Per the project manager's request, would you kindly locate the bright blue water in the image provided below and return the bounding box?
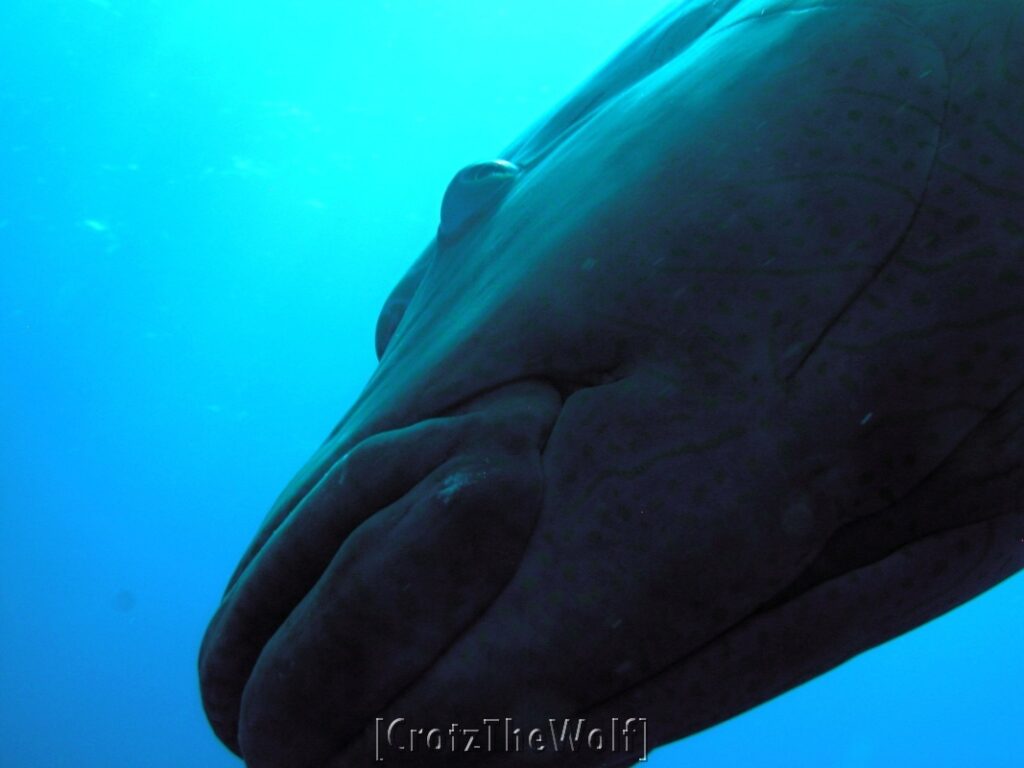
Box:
[1,2,1020,766]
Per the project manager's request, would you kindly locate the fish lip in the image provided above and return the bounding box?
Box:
[277,369,622,572]
[205,372,607,757]
[231,377,568,764]
[310,371,632,760]
[223,362,627,598]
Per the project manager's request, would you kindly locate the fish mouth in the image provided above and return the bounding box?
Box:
[197,373,610,764]
[198,367,1023,767]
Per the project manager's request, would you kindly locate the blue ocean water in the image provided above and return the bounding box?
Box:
[0,1,1020,766]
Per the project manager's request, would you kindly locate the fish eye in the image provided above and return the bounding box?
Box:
[438,159,520,243]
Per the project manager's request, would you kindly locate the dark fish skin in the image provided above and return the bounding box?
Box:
[200,1,1024,765]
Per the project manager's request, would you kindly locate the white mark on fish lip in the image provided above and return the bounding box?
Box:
[437,470,485,504]
[860,412,874,426]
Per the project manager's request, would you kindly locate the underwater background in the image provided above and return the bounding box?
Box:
[1,1,1021,766]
